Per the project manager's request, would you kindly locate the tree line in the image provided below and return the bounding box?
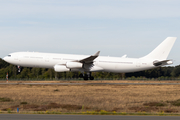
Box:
[0,58,180,80]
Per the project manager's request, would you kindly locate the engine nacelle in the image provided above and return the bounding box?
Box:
[54,65,69,72]
[66,62,83,69]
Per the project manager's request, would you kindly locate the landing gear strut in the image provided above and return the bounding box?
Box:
[88,72,94,80]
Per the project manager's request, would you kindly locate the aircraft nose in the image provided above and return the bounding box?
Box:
[2,56,8,62]
[2,56,6,61]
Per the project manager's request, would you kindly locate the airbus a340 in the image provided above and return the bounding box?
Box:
[3,37,176,80]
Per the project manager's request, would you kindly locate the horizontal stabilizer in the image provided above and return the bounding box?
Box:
[153,60,173,66]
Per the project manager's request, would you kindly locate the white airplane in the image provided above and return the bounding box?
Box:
[3,37,177,80]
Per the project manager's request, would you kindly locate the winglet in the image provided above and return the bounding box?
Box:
[93,51,100,56]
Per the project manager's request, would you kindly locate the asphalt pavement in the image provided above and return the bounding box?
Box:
[0,114,180,120]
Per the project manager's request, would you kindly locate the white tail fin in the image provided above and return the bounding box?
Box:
[142,37,177,60]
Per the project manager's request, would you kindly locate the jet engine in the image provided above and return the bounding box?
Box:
[66,62,83,69]
[54,64,69,72]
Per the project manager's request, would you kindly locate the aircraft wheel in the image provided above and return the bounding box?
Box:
[84,77,88,81]
[83,74,88,81]
[79,73,83,78]
[90,76,94,80]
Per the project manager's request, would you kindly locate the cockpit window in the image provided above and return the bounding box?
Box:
[8,55,11,57]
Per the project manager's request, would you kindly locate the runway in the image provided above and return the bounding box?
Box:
[1,82,180,85]
[0,114,180,120]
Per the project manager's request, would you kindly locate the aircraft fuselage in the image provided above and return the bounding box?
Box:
[3,37,177,80]
[3,52,155,73]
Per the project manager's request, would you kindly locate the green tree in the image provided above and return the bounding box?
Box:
[171,65,180,77]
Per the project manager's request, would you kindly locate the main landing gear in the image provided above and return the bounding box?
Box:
[79,72,94,81]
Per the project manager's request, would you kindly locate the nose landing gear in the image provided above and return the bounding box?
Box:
[17,66,22,73]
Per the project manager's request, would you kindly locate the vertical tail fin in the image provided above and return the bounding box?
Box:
[142,37,177,60]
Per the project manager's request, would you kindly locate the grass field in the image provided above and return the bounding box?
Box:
[1,80,180,114]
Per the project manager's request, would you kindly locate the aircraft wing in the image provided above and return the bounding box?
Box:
[78,51,100,64]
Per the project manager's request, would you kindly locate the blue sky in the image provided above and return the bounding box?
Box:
[0,0,180,65]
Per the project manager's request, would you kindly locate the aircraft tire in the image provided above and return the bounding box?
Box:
[79,73,83,78]
[90,76,94,80]
[83,74,88,81]
[83,77,88,81]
